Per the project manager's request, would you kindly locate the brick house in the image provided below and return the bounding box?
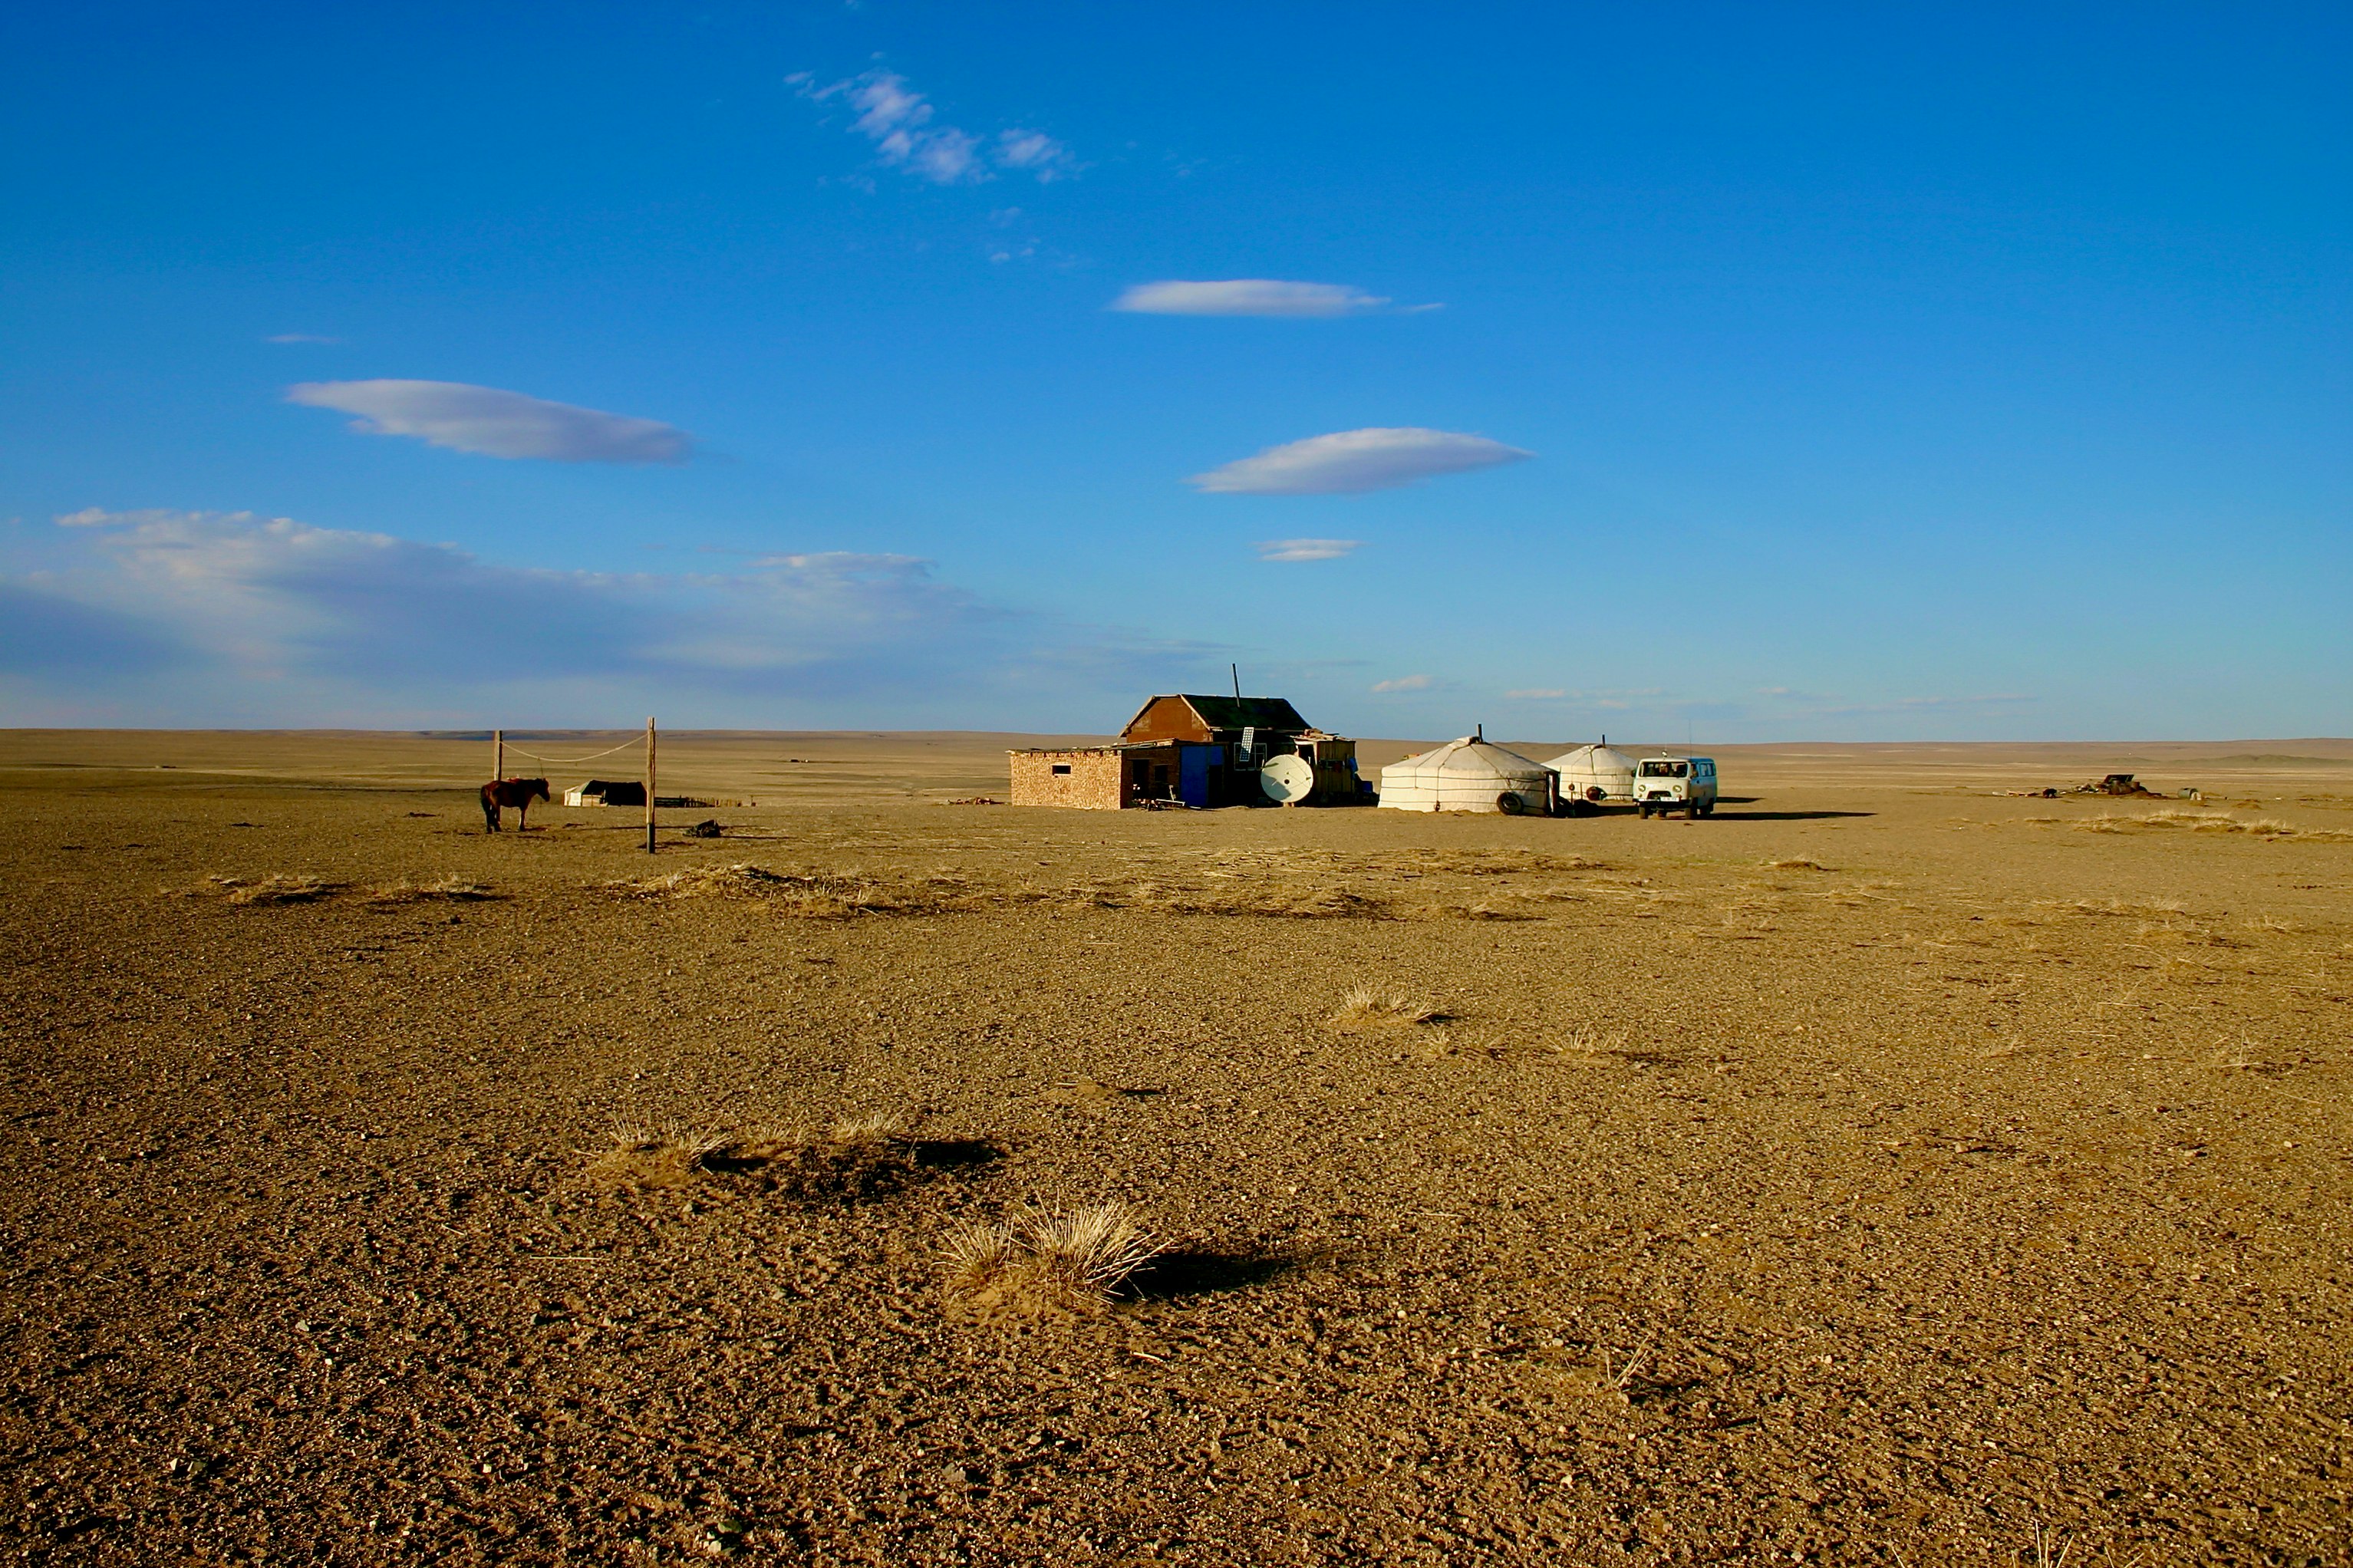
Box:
[1007,694,1363,809]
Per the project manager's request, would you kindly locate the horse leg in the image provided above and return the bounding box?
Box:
[482,794,499,833]
[517,800,529,832]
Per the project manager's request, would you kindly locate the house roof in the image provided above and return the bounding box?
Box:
[1121,693,1311,737]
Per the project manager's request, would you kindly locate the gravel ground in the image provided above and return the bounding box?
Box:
[1,736,2347,1565]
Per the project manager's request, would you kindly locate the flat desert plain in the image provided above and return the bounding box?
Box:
[2,730,2348,1566]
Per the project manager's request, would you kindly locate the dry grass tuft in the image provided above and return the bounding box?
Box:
[1168,884,1392,919]
[592,1121,732,1188]
[825,1112,908,1147]
[585,1111,964,1201]
[600,863,970,917]
[944,1202,1162,1318]
[362,875,497,904]
[2038,898,2189,921]
[1763,858,1832,871]
[1330,987,1442,1031]
[756,1125,928,1200]
[186,872,497,907]
[2208,1044,2300,1077]
[208,873,342,905]
[2077,811,2351,842]
[1547,1026,1686,1069]
[942,1219,1024,1293]
[1422,898,1543,921]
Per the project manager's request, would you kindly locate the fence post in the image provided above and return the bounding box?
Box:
[493,729,503,782]
[644,716,657,853]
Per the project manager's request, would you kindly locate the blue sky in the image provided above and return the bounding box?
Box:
[2,3,2345,740]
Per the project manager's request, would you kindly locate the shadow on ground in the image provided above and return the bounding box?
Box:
[1707,810,1875,821]
[1127,1247,1317,1301]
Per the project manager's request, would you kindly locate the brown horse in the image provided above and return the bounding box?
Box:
[480,777,551,832]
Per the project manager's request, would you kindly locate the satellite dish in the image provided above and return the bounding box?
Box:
[1261,753,1315,804]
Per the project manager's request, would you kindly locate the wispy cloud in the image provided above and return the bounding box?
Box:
[1372,674,1432,693]
[1254,538,1361,562]
[792,70,1075,186]
[56,506,191,528]
[1112,280,1415,318]
[6,509,1208,725]
[1506,688,1567,700]
[285,380,693,463]
[33,509,972,677]
[265,333,341,345]
[994,127,1076,181]
[1192,428,1532,496]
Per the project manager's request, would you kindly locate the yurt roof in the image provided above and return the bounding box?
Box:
[1386,734,1554,777]
[1546,743,1639,774]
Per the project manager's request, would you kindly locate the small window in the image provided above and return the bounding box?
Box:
[1051,763,1072,776]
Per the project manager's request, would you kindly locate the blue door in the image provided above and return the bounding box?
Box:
[1178,744,1214,808]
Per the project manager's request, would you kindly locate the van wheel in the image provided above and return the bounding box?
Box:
[1702,801,1715,817]
[1638,804,1650,819]
[1686,802,1701,819]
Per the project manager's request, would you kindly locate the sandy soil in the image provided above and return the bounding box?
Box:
[2,730,2348,1566]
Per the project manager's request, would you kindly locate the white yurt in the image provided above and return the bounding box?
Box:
[1378,729,1557,814]
[1546,740,1640,805]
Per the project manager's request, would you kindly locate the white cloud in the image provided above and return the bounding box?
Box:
[38,509,964,677]
[795,70,1074,186]
[1111,279,1402,318]
[1254,538,1361,562]
[905,126,983,184]
[1191,428,1533,496]
[285,380,693,463]
[1372,674,1432,693]
[7,509,1212,725]
[56,506,197,528]
[1506,688,1567,700]
[994,128,1076,181]
[266,333,341,344]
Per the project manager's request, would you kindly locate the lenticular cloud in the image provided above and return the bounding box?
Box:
[1112,279,1392,318]
[1254,538,1362,562]
[286,380,694,463]
[1191,428,1532,495]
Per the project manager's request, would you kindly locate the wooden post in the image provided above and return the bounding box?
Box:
[493,729,503,781]
[644,716,657,854]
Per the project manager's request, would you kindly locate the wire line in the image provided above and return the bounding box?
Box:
[499,737,644,766]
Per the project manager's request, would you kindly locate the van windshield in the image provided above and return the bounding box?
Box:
[1640,760,1688,778]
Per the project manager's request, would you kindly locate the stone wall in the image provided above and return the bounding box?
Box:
[1008,749,1126,809]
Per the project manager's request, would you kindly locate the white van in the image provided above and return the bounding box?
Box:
[1635,755,1718,818]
